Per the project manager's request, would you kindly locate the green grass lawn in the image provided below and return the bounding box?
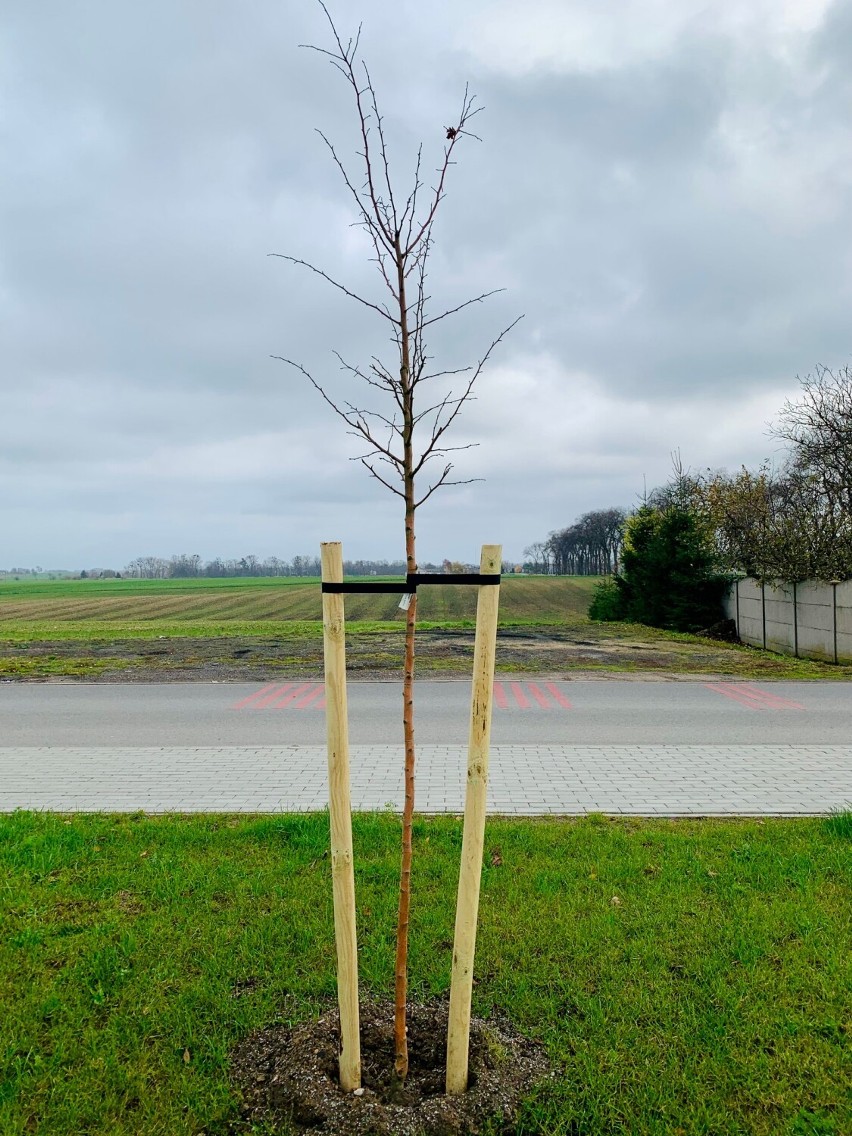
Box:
[2,812,849,1135]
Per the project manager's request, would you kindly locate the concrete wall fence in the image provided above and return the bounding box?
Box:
[724,578,852,664]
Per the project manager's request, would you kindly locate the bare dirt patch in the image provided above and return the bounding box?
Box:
[230,998,551,1136]
[0,628,700,681]
[3,626,848,682]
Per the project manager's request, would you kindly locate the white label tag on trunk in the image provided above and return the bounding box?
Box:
[398,593,413,610]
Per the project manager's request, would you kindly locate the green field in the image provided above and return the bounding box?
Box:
[2,811,849,1135]
[3,574,851,681]
[0,574,598,629]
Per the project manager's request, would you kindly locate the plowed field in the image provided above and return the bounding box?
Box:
[0,575,596,625]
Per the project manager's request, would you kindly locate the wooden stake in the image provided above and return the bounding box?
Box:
[446,544,501,1095]
[320,541,361,1092]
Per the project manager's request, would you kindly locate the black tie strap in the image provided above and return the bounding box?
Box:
[321,572,501,594]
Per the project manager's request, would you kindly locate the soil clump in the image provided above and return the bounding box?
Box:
[698,618,740,643]
[230,998,551,1136]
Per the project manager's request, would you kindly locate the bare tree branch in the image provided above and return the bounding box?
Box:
[415,468,484,509]
[415,316,523,465]
[416,288,506,330]
[418,365,474,383]
[310,126,392,249]
[361,459,406,498]
[268,254,398,324]
[363,62,398,233]
[403,85,483,255]
[400,144,424,251]
[310,2,396,244]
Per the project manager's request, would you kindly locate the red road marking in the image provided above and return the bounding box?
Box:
[272,683,314,708]
[510,681,531,709]
[293,684,325,709]
[233,682,327,711]
[544,682,573,708]
[493,681,571,710]
[231,682,283,710]
[704,684,771,710]
[737,684,804,710]
[240,681,297,708]
[705,682,805,710]
[251,683,296,710]
[527,682,552,709]
[708,681,767,708]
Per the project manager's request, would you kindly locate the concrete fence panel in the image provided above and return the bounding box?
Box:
[728,578,765,647]
[763,582,796,654]
[726,577,852,664]
[795,582,836,662]
[837,580,852,662]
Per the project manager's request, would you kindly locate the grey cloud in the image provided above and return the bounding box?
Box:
[1,1,848,565]
[442,15,852,393]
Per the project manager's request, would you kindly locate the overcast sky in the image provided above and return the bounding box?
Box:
[3,0,851,569]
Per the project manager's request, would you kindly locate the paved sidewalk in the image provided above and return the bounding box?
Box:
[1,745,850,814]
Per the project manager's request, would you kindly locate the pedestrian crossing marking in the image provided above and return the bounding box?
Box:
[704,683,804,711]
[494,681,572,710]
[233,680,573,712]
[232,682,325,711]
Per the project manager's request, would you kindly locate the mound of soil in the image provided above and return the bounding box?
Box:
[230,998,552,1136]
[698,618,740,643]
[3,625,768,682]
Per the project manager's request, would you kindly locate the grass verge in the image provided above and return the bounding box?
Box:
[2,812,849,1135]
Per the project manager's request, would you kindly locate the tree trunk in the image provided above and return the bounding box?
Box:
[394,232,416,1082]
[394,516,416,1081]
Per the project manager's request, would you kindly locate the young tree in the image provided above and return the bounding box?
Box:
[273,4,519,1082]
[613,504,729,631]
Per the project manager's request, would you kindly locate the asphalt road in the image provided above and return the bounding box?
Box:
[1,678,850,747]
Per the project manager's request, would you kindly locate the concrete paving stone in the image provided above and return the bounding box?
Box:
[1,744,850,815]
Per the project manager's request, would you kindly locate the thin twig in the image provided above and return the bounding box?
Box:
[269,255,399,324]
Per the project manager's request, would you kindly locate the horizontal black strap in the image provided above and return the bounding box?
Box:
[321,581,405,593]
[410,573,501,587]
[321,572,500,594]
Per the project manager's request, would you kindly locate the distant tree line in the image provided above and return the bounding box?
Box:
[3,555,502,581]
[1,568,82,580]
[122,554,413,579]
[0,567,44,579]
[523,507,627,575]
